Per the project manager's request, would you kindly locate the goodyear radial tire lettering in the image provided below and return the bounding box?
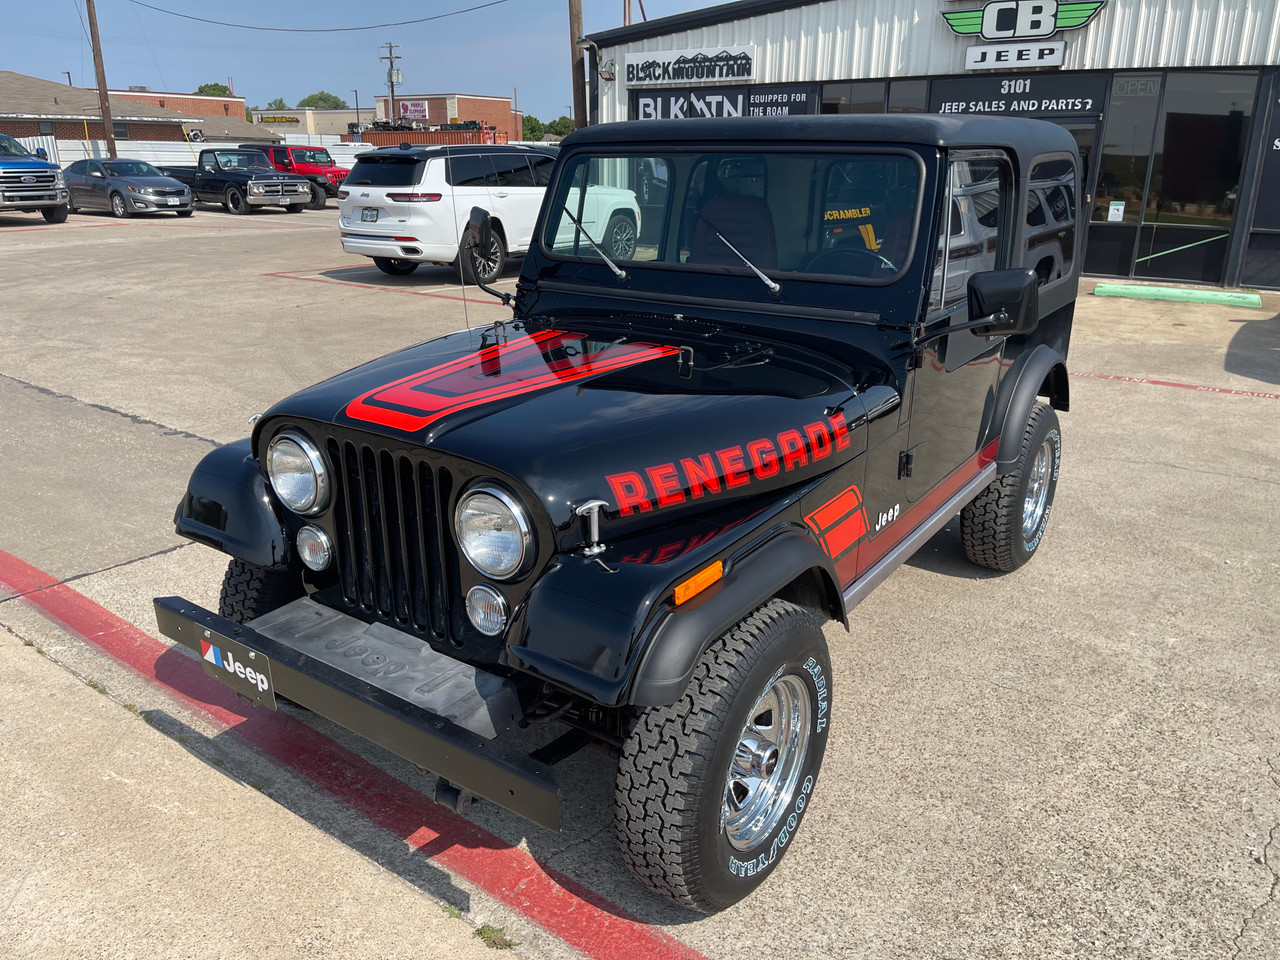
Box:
[218,558,304,624]
[614,598,831,912]
[960,400,1061,572]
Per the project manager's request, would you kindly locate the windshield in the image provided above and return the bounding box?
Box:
[346,154,426,186]
[106,160,163,178]
[0,136,33,158]
[215,150,275,173]
[292,148,333,166]
[543,151,922,283]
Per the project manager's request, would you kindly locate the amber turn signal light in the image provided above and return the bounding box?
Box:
[674,561,723,606]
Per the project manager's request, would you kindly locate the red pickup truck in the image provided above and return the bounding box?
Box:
[239,143,348,210]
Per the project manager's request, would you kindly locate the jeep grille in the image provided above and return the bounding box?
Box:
[324,436,450,640]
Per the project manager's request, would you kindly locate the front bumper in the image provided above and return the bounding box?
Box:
[129,194,193,212]
[153,596,560,830]
[248,193,308,207]
[0,188,68,210]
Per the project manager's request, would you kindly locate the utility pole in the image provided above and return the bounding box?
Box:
[380,42,400,123]
[569,0,586,129]
[85,0,117,158]
[352,89,361,128]
[63,71,73,86]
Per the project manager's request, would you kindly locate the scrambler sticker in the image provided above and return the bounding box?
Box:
[200,631,276,708]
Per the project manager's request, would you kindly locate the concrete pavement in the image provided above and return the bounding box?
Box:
[0,206,1276,959]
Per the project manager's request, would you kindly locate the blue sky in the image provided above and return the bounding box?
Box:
[3,0,710,122]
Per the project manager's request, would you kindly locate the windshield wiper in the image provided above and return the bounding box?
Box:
[562,207,627,282]
[696,212,781,296]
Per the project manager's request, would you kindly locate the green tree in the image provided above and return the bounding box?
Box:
[522,115,546,141]
[194,82,230,96]
[265,97,288,110]
[544,115,573,137]
[245,105,256,122]
[296,91,348,110]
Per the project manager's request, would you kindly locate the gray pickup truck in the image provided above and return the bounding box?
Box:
[160,148,311,215]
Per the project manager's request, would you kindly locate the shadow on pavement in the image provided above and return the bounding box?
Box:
[1224,310,1280,385]
[903,518,1004,579]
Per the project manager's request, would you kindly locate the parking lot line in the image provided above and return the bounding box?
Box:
[264,266,516,306]
[0,546,707,960]
[1070,370,1280,400]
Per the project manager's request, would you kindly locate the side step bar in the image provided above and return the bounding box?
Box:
[153,597,561,831]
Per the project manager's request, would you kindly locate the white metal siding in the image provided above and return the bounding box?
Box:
[597,0,1280,122]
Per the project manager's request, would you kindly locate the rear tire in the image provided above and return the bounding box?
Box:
[224,187,248,215]
[373,257,419,276]
[460,231,505,284]
[285,202,306,214]
[176,209,194,218]
[41,205,69,224]
[604,212,637,260]
[961,401,1061,572]
[218,558,304,624]
[616,598,831,912]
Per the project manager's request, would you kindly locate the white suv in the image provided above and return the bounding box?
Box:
[337,144,641,282]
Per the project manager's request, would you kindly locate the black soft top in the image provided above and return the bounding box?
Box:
[562,115,1077,158]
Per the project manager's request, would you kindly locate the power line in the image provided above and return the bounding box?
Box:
[126,0,512,33]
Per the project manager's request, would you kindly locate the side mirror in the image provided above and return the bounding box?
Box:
[468,206,493,256]
[968,268,1039,337]
[35,148,48,160]
[90,169,104,179]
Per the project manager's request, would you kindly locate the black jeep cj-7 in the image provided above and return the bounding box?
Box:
[156,115,1078,912]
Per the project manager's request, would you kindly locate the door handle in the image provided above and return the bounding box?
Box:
[494,191,509,198]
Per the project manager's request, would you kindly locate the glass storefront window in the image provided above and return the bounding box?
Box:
[1144,72,1257,227]
[821,81,885,114]
[1091,74,1161,224]
[887,80,927,114]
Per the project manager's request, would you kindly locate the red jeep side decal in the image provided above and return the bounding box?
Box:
[346,330,678,432]
[804,485,869,562]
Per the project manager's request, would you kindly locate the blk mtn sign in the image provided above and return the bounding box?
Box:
[624,47,756,86]
[942,0,1108,70]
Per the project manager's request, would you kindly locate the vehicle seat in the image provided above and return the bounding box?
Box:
[690,193,777,269]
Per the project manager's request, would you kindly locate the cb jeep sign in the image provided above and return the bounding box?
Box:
[942,0,1107,71]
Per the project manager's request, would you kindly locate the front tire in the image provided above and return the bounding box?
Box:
[41,205,69,224]
[224,187,248,215]
[961,401,1061,571]
[603,212,637,260]
[373,257,419,276]
[460,231,505,284]
[616,599,831,912]
[109,194,130,219]
[307,183,327,210]
[218,558,303,624]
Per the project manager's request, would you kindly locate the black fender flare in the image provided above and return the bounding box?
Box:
[173,439,292,570]
[628,530,843,707]
[989,344,1069,472]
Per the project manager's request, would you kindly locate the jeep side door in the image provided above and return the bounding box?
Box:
[903,152,1013,500]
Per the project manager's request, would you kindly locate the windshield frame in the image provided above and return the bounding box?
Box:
[214,150,276,173]
[291,148,334,166]
[539,143,927,288]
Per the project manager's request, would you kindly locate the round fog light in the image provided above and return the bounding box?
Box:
[296,525,332,571]
[465,585,508,636]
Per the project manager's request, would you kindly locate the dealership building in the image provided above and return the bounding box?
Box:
[586,0,1280,288]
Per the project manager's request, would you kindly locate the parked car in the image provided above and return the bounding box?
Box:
[64,158,194,218]
[336,143,639,281]
[238,143,349,210]
[156,115,1078,914]
[0,133,69,223]
[160,149,310,214]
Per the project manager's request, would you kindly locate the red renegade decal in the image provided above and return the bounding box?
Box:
[346,330,679,432]
[605,412,854,516]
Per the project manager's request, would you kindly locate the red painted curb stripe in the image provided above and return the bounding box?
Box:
[1071,370,1280,401]
[0,549,706,960]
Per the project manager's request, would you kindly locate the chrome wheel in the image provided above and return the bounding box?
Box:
[1022,438,1053,540]
[472,236,503,282]
[606,214,636,259]
[110,193,127,218]
[722,673,811,851]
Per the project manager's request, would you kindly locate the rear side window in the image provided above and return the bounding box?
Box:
[67,160,87,175]
[346,156,427,187]
[446,155,497,187]
[1025,157,1077,285]
[928,154,1011,310]
[530,155,555,186]
[490,155,534,187]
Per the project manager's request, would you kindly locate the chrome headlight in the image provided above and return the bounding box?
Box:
[54,171,66,188]
[454,486,533,580]
[266,433,330,515]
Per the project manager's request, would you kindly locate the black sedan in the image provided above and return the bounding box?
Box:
[64,158,194,218]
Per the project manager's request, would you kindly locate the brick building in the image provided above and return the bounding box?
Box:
[0,71,197,142]
[111,87,278,143]
[374,93,522,142]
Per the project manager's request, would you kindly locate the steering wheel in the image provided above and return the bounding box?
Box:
[802,247,897,278]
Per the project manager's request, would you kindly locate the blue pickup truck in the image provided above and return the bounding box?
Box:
[0,134,70,223]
